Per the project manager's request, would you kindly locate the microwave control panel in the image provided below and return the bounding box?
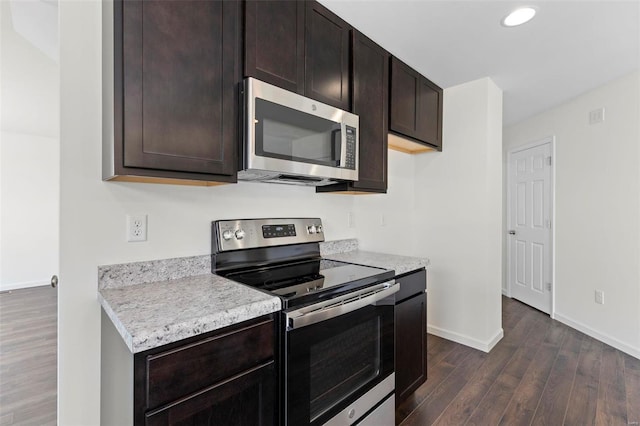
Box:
[345,126,357,170]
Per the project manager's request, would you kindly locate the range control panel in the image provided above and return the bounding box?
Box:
[213,218,324,252]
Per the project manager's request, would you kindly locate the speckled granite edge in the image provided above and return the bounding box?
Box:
[99,274,281,353]
[98,293,134,350]
[319,239,359,256]
[98,255,210,289]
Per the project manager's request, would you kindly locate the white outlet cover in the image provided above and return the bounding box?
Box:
[127,214,147,242]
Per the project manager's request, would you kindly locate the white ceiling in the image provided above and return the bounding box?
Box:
[321,0,640,126]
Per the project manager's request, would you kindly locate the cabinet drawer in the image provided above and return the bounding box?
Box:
[145,361,275,426]
[144,319,274,410]
[395,269,426,303]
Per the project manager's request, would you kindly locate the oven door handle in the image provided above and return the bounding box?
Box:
[285,281,399,330]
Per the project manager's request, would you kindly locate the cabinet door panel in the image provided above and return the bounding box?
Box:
[395,293,427,405]
[390,58,420,139]
[244,1,305,94]
[145,362,275,426]
[305,2,351,110]
[351,31,388,192]
[417,79,443,149]
[395,269,426,302]
[145,319,274,410]
[122,0,238,175]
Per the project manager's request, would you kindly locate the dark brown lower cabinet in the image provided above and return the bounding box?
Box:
[133,316,277,426]
[145,361,274,426]
[394,269,427,406]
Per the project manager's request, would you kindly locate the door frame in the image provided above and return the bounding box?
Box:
[506,136,556,318]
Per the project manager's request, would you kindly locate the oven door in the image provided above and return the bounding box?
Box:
[284,282,398,426]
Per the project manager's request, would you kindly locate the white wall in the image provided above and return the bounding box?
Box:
[0,0,60,291]
[0,132,60,290]
[503,71,640,359]
[414,78,504,351]
[357,78,504,352]
[354,149,416,255]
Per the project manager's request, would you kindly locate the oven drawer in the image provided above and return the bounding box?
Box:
[143,318,274,410]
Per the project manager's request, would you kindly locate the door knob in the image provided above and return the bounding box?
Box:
[51,275,58,288]
[508,230,516,235]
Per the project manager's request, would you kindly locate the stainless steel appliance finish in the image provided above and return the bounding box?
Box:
[239,77,359,186]
[213,217,324,253]
[323,375,395,426]
[211,218,396,425]
[285,281,399,329]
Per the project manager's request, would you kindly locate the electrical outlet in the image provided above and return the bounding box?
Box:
[127,214,147,242]
[595,290,604,305]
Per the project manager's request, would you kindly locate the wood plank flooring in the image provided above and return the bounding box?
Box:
[0,286,57,426]
[396,296,640,426]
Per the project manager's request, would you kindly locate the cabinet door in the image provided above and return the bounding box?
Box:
[390,58,421,140]
[305,2,351,110]
[416,79,443,150]
[145,362,275,426]
[395,292,427,405]
[244,1,305,94]
[350,31,389,192]
[121,0,239,176]
[390,57,443,151]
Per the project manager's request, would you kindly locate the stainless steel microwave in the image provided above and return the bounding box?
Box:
[238,77,359,186]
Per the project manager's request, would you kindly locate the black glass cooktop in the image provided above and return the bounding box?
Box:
[221,259,393,308]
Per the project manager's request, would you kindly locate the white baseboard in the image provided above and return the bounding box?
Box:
[427,324,504,353]
[0,280,49,292]
[554,312,640,360]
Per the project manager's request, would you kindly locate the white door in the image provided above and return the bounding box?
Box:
[508,141,553,313]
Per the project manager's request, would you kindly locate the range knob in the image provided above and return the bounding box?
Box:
[307,225,317,234]
[235,229,246,240]
[316,224,323,233]
[222,230,234,241]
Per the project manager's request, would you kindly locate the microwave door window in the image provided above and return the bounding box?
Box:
[255,99,341,167]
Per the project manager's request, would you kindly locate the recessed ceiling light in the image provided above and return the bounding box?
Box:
[501,7,537,27]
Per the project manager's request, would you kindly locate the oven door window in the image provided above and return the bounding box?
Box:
[255,98,343,168]
[286,303,394,425]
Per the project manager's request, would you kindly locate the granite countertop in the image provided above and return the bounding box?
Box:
[99,272,280,353]
[321,240,430,276]
[98,239,427,353]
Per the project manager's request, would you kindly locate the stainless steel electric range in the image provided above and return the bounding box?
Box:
[212,218,398,426]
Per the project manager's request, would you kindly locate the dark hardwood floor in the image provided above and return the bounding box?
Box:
[396,296,640,426]
[0,286,57,426]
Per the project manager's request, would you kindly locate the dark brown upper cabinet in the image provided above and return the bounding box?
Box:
[317,31,389,194]
[304,2,351,111]
[389,57,443,151]
[105,0,240,185]
[244,1,305,95]
[244,0,351,111]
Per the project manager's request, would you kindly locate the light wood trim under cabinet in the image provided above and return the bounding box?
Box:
[106,176,230,187]
[388,133,436,154]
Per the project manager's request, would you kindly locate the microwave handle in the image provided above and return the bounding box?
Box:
[330,127,341,167]
[285,281,399,330]
[338,122,347,167]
